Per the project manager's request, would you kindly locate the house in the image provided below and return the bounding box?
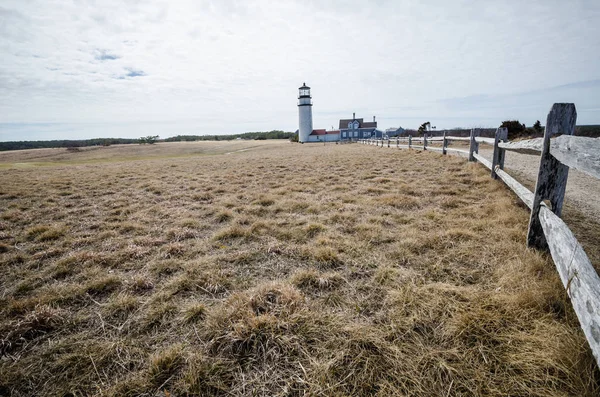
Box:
[307,129,340,142]
[385,127,406,137]
[339,113,384,141]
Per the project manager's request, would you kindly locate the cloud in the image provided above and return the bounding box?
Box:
[112,68,147,79]
[0,0,599,140]
[94,49,120,61]
[0,6,30,41]
[125,68,146,78]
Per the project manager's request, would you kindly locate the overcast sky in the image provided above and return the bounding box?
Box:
[1,0,599,141]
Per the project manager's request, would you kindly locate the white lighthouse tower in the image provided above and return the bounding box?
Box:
[298,83,313,143]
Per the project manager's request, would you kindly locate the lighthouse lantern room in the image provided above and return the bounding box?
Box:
[298,83,313,143]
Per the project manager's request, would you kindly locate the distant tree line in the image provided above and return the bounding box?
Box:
[576,125,600,137]
[163,130,295,142]
[0,138,139,152]
[3,126,596,152]
[498,120,600,139]
[0,130,295,152]
[408,121,600,140]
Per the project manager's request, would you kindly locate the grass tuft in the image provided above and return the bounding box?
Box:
[182,302,207,323]
[291,268,344,291]
[1,305,65,356]
[148,344,185,387]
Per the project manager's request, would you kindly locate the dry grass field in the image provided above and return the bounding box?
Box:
[0,141,598,396]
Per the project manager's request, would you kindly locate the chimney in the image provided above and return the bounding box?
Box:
[373,116,376,122]
[353,112,355,120]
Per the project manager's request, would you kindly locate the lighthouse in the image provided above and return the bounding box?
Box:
[298,83,313,143]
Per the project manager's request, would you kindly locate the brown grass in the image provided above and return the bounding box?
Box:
[0,140,598,396]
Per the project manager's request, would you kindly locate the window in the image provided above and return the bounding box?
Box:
[353,130,358,137]
[342,131,347,138]
[353,121,359,129]
[348,122,352,129]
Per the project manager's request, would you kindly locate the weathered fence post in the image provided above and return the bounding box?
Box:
[396,137,399,148]
[423,133,427,150]
[491,127,508,179]
[387,139,390,148]
[442,131,447,155]
[468,128,480,161]
[527,103,577,249]
[408,135,412,149]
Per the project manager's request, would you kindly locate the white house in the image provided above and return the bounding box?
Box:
[307,129,340,142]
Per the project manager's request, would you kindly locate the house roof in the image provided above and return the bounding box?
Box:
[386,127,405,132]
[338,118,377,129]
[339,118,363,129]
[310,129,340,136]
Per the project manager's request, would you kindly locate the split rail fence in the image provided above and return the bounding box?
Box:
[360,103,600,366]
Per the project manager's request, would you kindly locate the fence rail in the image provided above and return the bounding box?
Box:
[475,137,496,145]
[359,103,600,366]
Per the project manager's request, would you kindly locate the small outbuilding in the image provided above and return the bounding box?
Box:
[307,129,340,142]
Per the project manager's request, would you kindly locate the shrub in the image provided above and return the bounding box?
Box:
[500,120,526,140]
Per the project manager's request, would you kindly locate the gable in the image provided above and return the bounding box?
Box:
[339,118,363,129]
[338,118,377,129]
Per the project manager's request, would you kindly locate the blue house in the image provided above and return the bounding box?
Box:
[339,113,384,141]
[385,127,406,137]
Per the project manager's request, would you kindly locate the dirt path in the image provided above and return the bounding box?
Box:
[478,149,600,224]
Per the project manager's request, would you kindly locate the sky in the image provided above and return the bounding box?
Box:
[1,0,600,141]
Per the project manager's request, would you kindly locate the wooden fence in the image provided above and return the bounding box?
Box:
[360,103,600,366]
